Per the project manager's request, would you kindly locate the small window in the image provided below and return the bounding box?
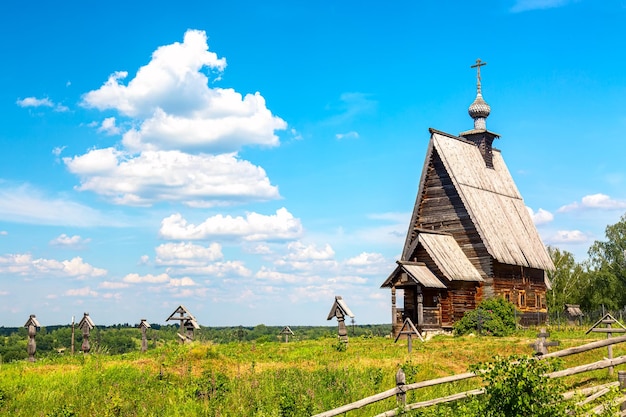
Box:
[536,294,542,308]
[503,291,511,303]
[518,291,526,307]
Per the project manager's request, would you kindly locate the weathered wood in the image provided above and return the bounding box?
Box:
[546,356,626,379]
[311,372,478,417]
[562,382,619,401]
[395,369,406,407]
[24,314,41,362]
[590,328,626,333]
[540,334,626,359]
[374,388,485,417]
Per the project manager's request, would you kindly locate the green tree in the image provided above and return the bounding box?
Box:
[546,246,586,312]
[586,213,626,310]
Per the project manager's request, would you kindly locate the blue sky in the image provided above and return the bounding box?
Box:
[1,0,626,327]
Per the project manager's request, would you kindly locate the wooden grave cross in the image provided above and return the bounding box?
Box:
[327,296,355,345]
[166,305,199,343]
[586,313,626,375]
[394,317,424,353]
[24,314,41,362]
[78,312,95,354]
[529,327,559,356]
[139,319,151,352]
[279,326,294,343]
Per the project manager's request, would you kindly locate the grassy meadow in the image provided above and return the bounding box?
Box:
[0,328,623,416]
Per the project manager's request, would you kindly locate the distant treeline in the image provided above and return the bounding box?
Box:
[0,323,391,362]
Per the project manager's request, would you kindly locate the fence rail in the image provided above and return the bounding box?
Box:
[313,335,626,417]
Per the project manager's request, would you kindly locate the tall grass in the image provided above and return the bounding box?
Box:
[0,330,622,416]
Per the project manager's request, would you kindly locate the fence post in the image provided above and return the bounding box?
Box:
[396,368,406,408]
[617,371,626,411]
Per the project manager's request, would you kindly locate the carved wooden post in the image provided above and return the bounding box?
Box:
[78,313,95,354]
[280,326,294,343]
[166,305,199,343]
[326,296,355,346]
[391,286,397,334]
[619,370,626,412]
[396,368,406,407]
[139,319,151,353]
[24,315,41,362]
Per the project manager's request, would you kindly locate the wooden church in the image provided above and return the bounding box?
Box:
[381,60,554,336]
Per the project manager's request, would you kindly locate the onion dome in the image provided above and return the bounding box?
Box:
[468,59,490,131]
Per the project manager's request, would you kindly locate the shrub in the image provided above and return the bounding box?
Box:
[472,355,569,417]
[453,297,516,336]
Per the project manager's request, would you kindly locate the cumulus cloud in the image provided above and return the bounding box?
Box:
[65,287,98,297]
[98,117,121,135]
[17,97,54,108]
[285,241,335,261]
[123,273,171,284]
[50,234,91,248]
[16,97,68,112]
[99,281,130,289]
[170,260,252,277]
[64,149,279,207]
[64,29,287,207]
[527,207,554,225]
[558,193,626,213]
[155,242,223,266]
[547,230,590,244]
[81,29,285,153]
[159,208,303,241]
[0,253,107,278]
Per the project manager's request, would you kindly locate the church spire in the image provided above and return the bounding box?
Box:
[468,59,491,131]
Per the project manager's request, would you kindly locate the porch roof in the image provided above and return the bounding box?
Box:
[380,261,447,289]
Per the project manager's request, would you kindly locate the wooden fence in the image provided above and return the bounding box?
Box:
[313,334,626,417]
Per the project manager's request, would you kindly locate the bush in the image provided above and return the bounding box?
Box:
[453,297,516,336]
[473,355,569,417]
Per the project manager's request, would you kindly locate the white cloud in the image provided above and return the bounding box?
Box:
[123,273,170,284]
[0,231,7,236]
[510,0,573,13]
[285,241,335,261]
[65,287,98,297]
[50,234,91,248]
[0,253,106,278]
[558,193,626,213]
[16,97,68,112]
[99,281,130,289]
[547,230,590,244]
[527,207,554,225]
[335,131,359,140]
[81,29,285,153]
[168,260,252,278]
[345,252,385,266]
[168,277,196,287]
[64,149,280,206]
[159,208,303,241]
[98,117,121,135]
[155,241,223,266]
[17,97,54,107]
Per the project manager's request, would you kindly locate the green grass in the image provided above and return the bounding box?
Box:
[0,330,623,416]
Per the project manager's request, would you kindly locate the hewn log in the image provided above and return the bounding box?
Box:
[311,372,478,417]
[374,388,485,417]
[547,356,626,379]
[540,335,626,359]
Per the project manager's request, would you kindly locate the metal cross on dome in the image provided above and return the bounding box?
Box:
[471,58,487,85]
